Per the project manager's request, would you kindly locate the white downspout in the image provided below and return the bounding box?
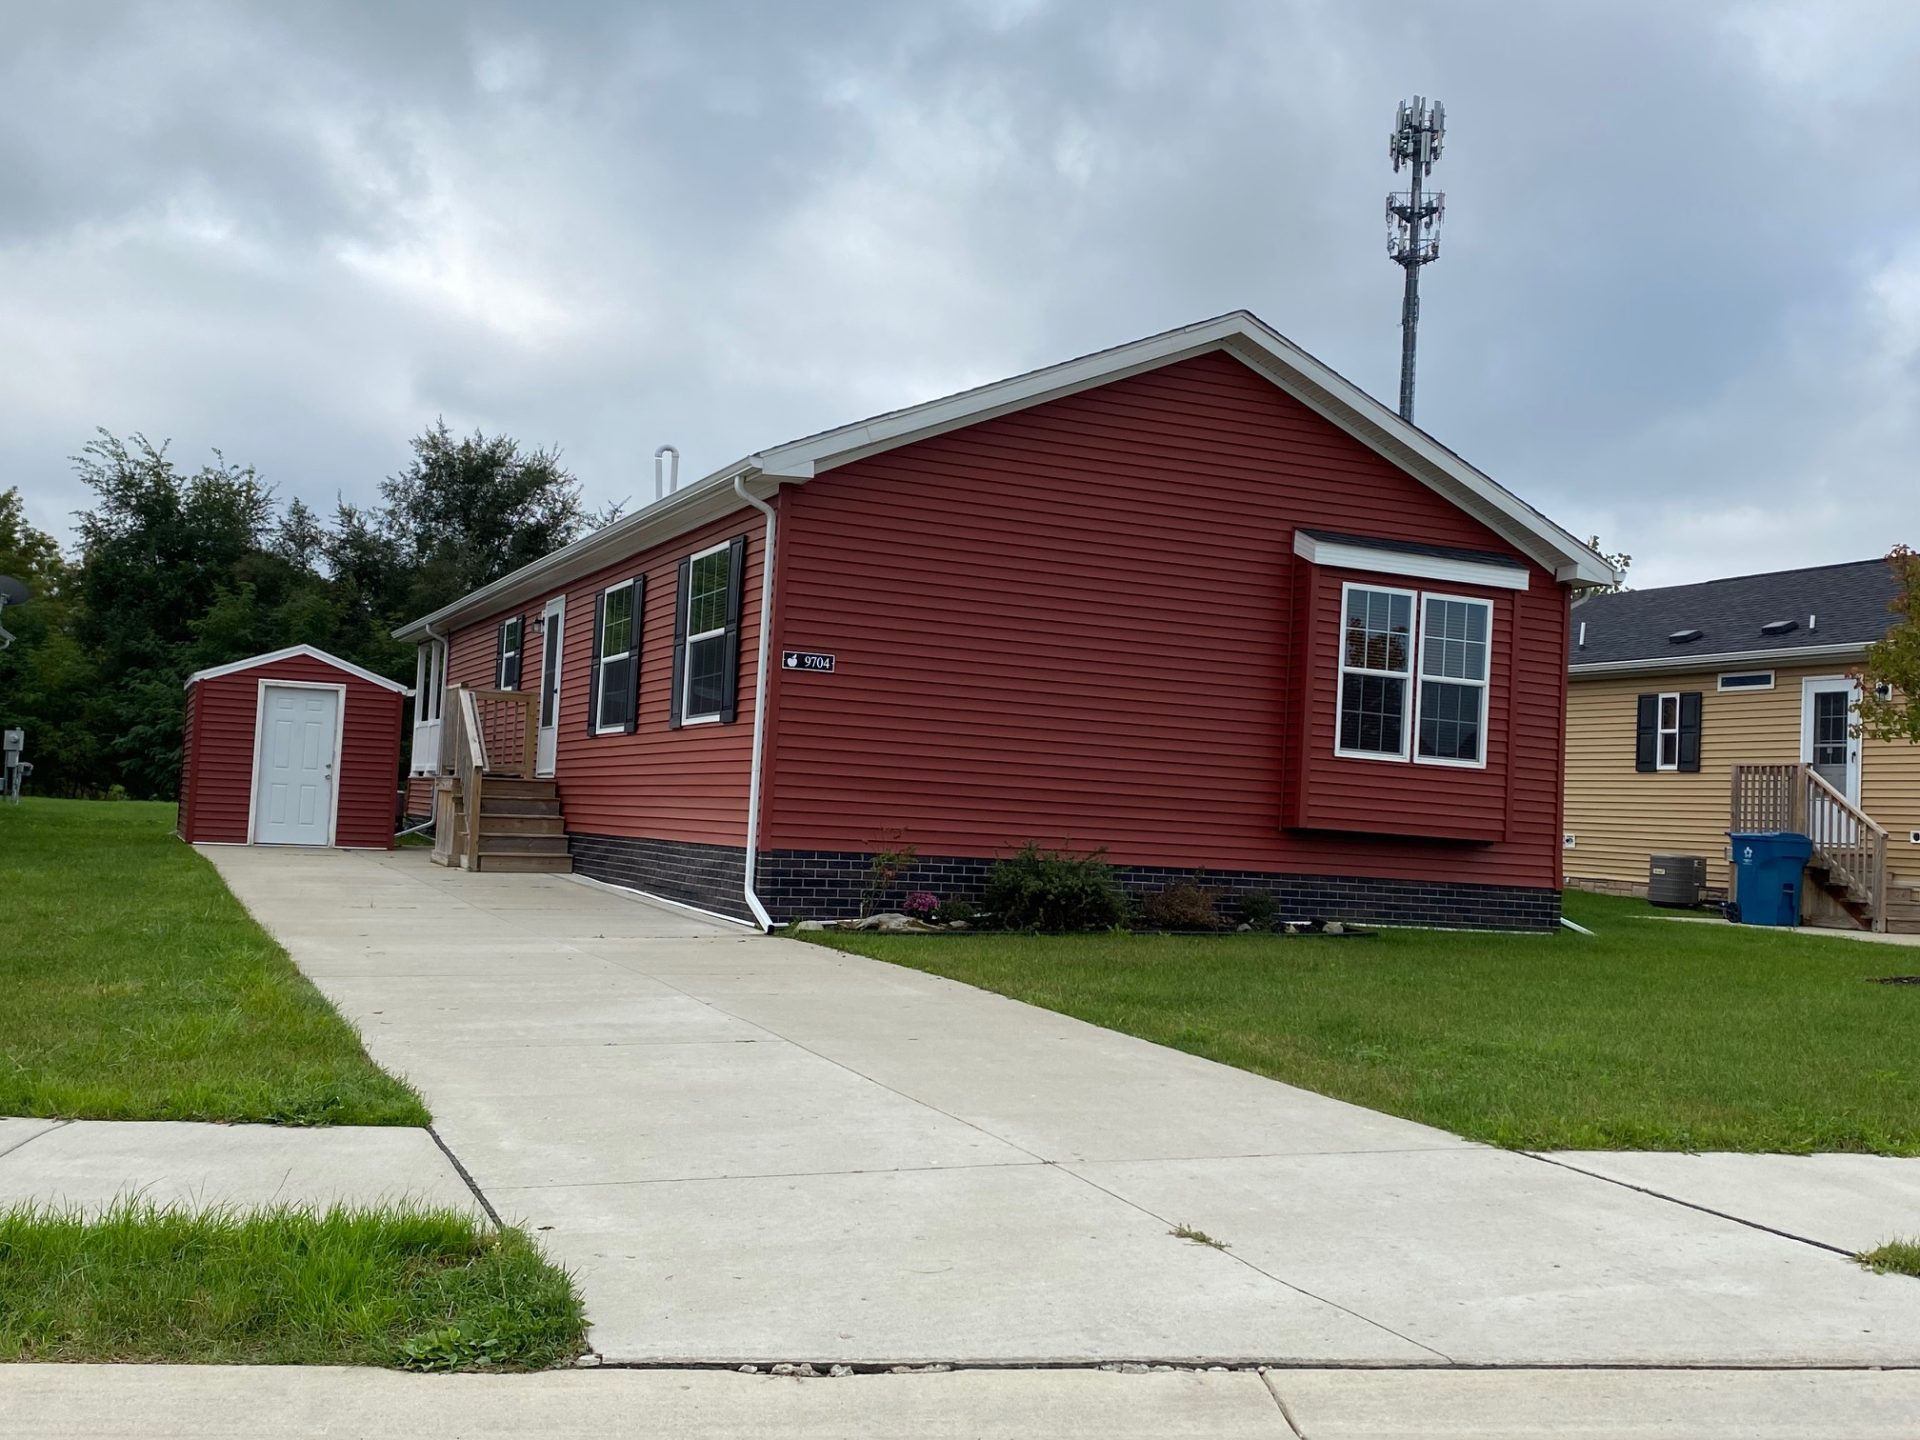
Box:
[732,473,777,932]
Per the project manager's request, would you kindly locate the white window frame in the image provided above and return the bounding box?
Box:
[1717,670,1775,692]
[594,579,639,736]
[1334,581,1418,762]
[1412,591,1493,771]
[679,540,731,727]
[1656,690,1681,772]
[495,615,523,690]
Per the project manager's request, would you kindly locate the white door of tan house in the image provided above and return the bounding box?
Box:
[1802,676,1862,807]
[252,683,340,845]
[536,595,565,777]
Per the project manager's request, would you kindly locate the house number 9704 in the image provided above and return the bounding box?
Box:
[782,651,835,673]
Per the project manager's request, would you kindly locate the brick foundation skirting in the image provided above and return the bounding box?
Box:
[757,848,1561,932]
[569,833,752,922]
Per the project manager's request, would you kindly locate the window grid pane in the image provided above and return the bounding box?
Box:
[1339,673,1407,755]
[1343,589,1412,674]
[1417,680,1481,762]
[689,550,730,637]
[601,584,633,656]
[686,633,727,718]
[596,654,633,729]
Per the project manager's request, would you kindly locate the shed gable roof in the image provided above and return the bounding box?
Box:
[184,643,411,693]
[395,310,1613,642]
[1568,558,1900,673]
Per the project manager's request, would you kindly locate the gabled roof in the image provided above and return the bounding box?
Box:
[395,310,1614,642]
[1568,558,1900,674]
[185,643,411,693]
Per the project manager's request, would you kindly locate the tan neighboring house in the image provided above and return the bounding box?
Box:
[1564,558,1920,932]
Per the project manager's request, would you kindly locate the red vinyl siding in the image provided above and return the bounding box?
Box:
[176,684,201,840]
[179,653,403,848]
[762,350,1569,890]
[443,509,765,846]
[404,774,435,820]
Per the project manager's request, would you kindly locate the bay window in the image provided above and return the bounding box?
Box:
[1336,582,1492,768]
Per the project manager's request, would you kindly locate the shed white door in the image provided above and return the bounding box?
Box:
[253,684,339,845]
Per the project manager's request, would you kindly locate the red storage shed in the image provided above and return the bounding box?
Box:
[179,644,408,849]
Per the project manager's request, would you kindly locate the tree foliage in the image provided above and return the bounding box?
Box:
[1855,545,1920,744]
[1585,535,1632,593]
[0,422,601,799]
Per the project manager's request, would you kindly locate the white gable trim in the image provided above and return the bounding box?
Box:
[1292,532,1530,591]
[185,643,411,694]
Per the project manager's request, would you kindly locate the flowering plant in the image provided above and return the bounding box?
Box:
[902,891,940,920]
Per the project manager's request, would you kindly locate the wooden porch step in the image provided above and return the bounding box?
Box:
[478,834,570,857]
[474,814,565,836]
[478,796,562,818]
[472,852,574,874]
[480,777,559,801]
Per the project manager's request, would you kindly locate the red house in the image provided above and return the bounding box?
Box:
[398,313,1612,929]
[180,644,408,848]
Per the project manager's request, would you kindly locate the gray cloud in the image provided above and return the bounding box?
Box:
[2,0,1916,587]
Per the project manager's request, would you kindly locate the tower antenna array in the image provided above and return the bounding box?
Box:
[1387,96,1446,423]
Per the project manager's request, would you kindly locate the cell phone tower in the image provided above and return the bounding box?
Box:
[1387,96,1446,423]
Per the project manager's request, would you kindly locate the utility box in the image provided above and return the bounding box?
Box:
[1727,831,1814,927]
[1647,854,1707,907]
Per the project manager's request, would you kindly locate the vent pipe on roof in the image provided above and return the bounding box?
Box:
[1577,621,1586,649]
[1808,612,1817,632]
[654,445,680,501]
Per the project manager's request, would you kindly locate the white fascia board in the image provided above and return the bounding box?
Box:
[1292,531,1529,591]
[392,464,760,642]
[185,644,410,693]
[1568,641,1868,677]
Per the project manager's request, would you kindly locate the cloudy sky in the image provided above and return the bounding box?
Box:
[3,0,1915,587]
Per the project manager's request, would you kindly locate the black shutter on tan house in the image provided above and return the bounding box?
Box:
[1634,694,1658,772]
[622,577,646,734]
[719,534,747,723]
[668,557,692,730]
[1677,691,1703,773]
[586,590,604,735]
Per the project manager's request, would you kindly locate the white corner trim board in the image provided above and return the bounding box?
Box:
[1293,531,1530,591]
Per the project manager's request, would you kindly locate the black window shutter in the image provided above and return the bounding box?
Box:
[506,618,522,690]
[587,591,605,735]
[624,577,646,734]
[1677,691,1703,772]
[719,534,747,723]
[495,620,507,689]
[1634,694,1658,772]
[668,557,692,729]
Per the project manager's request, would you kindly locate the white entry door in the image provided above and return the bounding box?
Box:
[1801,676,1862,806]
[253,684,340,845]
[536,595,565,777]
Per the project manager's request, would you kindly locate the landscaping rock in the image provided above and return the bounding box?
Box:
[1235,923,1253,932]
[832,913,945,934]
[1325,920,1346,936]
[792,920,826,932]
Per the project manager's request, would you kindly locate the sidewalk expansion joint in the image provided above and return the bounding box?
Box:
[1522,1151,1857,1258]
[0,1118,71,1162]
[427,1125,503,1229]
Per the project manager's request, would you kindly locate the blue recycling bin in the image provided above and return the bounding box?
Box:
[1726,831,1814,926]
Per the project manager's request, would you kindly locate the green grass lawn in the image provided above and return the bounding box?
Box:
[807,891,1920,1154]
[0,1203,585,1369]
[0,798,426,1125]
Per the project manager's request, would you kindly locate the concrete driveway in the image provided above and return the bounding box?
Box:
[207,847,1920,1368]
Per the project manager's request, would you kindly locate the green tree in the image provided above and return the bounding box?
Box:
[0,487,97,793]
[1855,545,1920,743]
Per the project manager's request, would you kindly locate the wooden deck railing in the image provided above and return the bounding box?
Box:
[1730,762,1889,931]
[430,686,538,870]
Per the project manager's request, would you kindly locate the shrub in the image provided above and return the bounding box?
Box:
[983,843,1129,932]
[1140,881,1226,931]
[860,836,918,917]
[902,891,940,921]
[1239,892,1279,928]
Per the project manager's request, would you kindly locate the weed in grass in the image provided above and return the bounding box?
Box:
[1855,1240,1920,1277]
[0,799,426,1125]
[0,1200,587,1369]
[805,890,1920,1155]
[1170,1224,1229,1250]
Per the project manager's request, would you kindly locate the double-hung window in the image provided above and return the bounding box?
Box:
[1337,586,1415,758]
[495,616,522,690]
[1336,583,1493,767]
[593,580,640,734]
[680,542,732,724]
[1656,691,1681,771]
[1415,595,1490,765]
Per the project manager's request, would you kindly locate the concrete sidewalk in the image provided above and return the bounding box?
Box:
[4,1364,1919,1440]
[0,1118,475,1215]
[205,847,1920,1369]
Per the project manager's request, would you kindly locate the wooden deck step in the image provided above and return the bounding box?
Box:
[478,796,562,818]
[479,777,560,801]
[473,852,574,874]
[474,814,565,836]
[478,834,570,856]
